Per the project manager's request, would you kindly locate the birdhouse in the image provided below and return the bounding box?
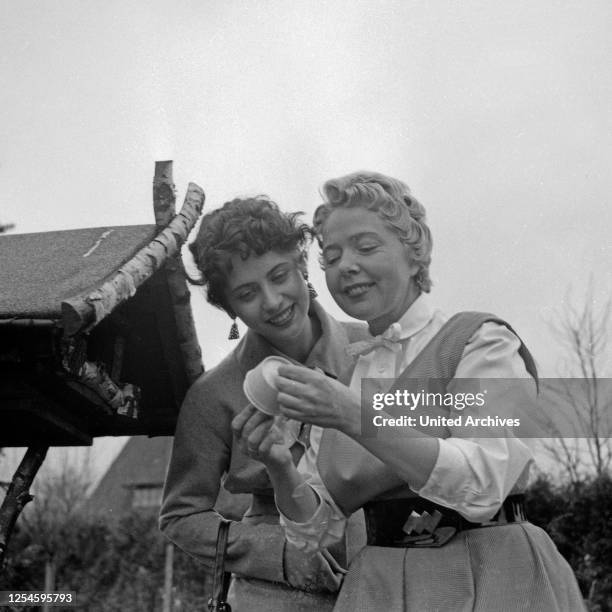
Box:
[0,162,204,447]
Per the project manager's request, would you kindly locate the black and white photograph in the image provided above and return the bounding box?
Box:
[1,2,611,610]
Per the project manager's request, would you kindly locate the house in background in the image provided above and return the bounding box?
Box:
[86,436,251,520]
[85,436,173,517]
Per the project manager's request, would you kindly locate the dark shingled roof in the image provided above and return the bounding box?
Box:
[0,225,156,320]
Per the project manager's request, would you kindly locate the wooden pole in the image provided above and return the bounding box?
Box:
[164,262,204,384]
[162,542,174,612]
[153,161,176,228]
[152,161,204,388]
[42,557,56,612]
[0,445,49,570]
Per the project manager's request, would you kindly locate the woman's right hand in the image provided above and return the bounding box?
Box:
[276,364,361,436]
[231,404,293,468]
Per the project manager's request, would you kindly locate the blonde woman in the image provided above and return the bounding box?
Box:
[235,173,586,611]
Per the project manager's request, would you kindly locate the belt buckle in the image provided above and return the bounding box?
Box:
[393,509,457,548]
[402,509,443,536]
[394,526,457,548]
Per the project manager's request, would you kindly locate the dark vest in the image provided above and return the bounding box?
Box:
[317,312,538,515]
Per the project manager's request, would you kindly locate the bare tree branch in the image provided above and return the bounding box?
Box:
[0,446,49,567]
[542,279,612,480]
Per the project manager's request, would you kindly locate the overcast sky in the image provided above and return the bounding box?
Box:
[1,1,611,474]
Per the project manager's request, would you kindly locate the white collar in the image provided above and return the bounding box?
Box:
[346,294,435,358]
[390,293,434,341]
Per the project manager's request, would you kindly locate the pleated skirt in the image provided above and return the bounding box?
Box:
[334,522,586,612]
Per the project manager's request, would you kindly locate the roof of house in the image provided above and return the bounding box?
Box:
[86,436,251,521]
[85,436,173,517]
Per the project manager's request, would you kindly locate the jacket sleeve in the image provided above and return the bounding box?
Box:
[159,373,287,583]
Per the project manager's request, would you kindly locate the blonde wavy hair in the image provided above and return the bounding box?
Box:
[313,171,433,292]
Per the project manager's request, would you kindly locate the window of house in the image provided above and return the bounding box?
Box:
[132,485,163,508]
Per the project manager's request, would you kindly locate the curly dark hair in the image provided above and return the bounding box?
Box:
[188,197,311,314]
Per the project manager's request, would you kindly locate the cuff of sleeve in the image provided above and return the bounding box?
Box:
[416,440,471,507]
[279,485,346,554]
[226,520,288,583]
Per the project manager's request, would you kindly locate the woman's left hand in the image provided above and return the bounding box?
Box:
[276,365,360,436]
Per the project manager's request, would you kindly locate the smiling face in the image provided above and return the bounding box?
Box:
[321,207,420,335]
[225,250,314,355]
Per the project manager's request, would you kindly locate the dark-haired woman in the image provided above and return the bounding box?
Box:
[159,197,367,611]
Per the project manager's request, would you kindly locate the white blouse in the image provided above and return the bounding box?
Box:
[280,294,537,553]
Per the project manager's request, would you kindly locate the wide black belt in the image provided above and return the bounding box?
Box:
[364,495,526,548]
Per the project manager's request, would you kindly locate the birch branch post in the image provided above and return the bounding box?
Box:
[153,160,176,227]
[152,161,203,384]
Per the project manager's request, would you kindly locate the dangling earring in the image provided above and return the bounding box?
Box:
[307,281,318,301]
[415,270,424,292]
[228,318,240,340]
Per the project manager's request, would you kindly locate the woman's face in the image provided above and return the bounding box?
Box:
[225,250,312,350]
[321,207,419,335]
